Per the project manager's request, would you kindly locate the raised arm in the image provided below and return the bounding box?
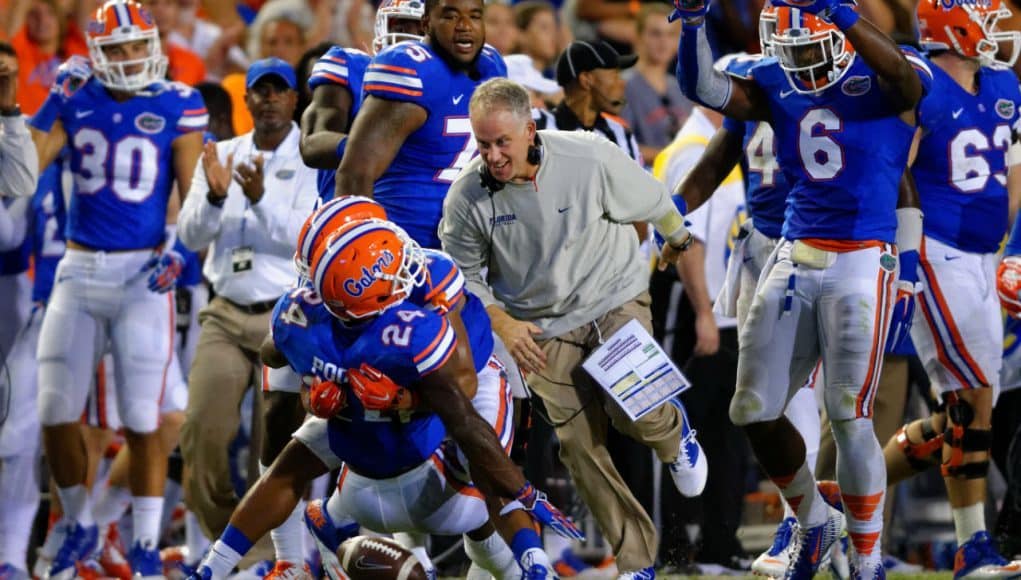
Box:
[673,2,771,121]
[334,96,427,198]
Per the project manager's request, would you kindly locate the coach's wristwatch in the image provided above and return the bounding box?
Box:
[667,233,694,252]
[0,105,21,117]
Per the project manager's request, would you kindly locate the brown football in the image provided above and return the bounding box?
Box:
[336,536,428,580]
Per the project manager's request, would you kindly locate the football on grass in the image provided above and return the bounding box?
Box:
[336,535,428,580]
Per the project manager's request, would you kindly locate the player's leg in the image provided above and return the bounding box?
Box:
[109,263,177,576]
[37,255,109,578]
[817,245,896,575]
[194,437,331,580]
[260,366,312,580]
[0,307,44,577]
[911,240,1012,576]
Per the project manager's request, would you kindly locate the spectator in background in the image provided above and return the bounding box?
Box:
[11,0,88,115]
[293,41,330,123]
[484,1,518,55]
[622,4,690,166]
[170,0,249,80]
[515,1,559,75]
[138,0,207,85]
[196,81,235,141]
[505,53,562,109]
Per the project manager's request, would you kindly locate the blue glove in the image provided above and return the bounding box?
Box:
[770,0,859,28]
[668,0,710,23]
[142,249,184,293]
[53,56,92,97]
[885,249,921,353]
[500,482,585,541]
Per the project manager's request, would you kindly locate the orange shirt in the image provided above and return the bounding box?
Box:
[166,42,207,86]
[11,27,89,116]
[221,72,253,136]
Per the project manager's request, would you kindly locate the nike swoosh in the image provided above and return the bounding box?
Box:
[945,255,961,261]
[558,207,570,213]
[780,89,796,99]
[354,557,392,571]
[75,110,94,119]
[952,108,964,119]
[56,274,73,283]
[452,94,464,105]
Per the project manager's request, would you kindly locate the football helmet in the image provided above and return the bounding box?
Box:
[918,0,1020,67]
[772,6,856,94]
[310,219,428,322]
[373,0,426,54]
[294,196,388,279]
[87,0,167,92]
[759,4,779,56]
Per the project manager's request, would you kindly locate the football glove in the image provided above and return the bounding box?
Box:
[309,376,347,418]
[348,364,419,411]
[886,249,922,352]
[142,249,184,294]
[998,256,1021,318]
[770,0,859,27]
[500,482,585,541]
[54,56,92,97]
[668,0,710,23]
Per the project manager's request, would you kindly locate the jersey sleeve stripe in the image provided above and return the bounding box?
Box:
[177,114,210,128]
[425,267,459,300]
[312,62,350,78]
[369,63,418,76]
[363,84,423,98]
[310,72,349,86]
[183,108,208,116]
[324,54,348,65]
[363,72,423,89]
[415,319,456,375]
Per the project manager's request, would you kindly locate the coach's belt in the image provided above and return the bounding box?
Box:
[223,296,278,315]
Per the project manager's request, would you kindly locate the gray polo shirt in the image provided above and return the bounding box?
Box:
[439,129,677,339]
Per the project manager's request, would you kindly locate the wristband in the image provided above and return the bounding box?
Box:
[827,4,859,30]
[163,224,178,251]
[207,192,226,208]
[895,207,923,253]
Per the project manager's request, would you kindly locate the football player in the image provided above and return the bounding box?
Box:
[674,0,930,576]
[334,0,506,248]
[883,0,1021,576]
[27,1,205,577]
[191,218,574,580]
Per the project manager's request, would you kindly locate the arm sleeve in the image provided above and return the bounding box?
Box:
[177,148,224,251]
[0,196,30,250]
[363,47,431,106]
[439,181,501,309]
[0,116,39,198]
[309,47,358,90]
[599,138,678,224]
[252,179,318,248]
[411,315,457,378]
[174,85,210,136]
[676,25,733,109]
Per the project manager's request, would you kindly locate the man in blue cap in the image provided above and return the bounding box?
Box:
[177,57,319,578]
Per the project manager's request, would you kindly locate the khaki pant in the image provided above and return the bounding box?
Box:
[527,293,683,572]
[180,296,270,540]
[817,355,910,549]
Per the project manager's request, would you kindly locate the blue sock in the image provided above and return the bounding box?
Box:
[509,528,543,563]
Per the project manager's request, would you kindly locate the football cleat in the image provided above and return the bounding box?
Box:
[46,523,98,580]
[667,400,708,497]
[617,566,655,580]
[954,531,1021,579]
[304,499,358,580]
[263,561,313,580]
[127,541,163,579]
[784,505,845,579]
[752,517,798,578]
[0,564,29,580]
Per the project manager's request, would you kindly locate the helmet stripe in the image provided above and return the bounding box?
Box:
[301,198,377,261]
[114,1,132,26]
[311,221,393,294]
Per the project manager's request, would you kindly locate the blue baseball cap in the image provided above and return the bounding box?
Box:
[246,58,297,90]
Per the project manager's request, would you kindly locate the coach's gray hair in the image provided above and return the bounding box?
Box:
[469,78,532,125]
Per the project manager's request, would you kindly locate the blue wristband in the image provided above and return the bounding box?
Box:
[335,135,348,161]
[828,4,859,30]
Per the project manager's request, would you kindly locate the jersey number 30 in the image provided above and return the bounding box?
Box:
[73,128,159,202]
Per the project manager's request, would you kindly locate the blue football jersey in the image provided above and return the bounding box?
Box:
[29,160,68,302]
[410,249,494,370]
[30,78,208,251]
[748,50,932,243]
[363,42,506,248]
[724,117,789,240]
[308,46,371,200]
[912,63,1021,253]
[271,287,453,478]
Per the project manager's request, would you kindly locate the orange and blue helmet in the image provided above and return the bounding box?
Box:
[294,196,388,280]
[771,5,856,94]
[918,0,1020,67]
[87,0,167,92]
[309,219,428,322]
[373,0,426,54]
